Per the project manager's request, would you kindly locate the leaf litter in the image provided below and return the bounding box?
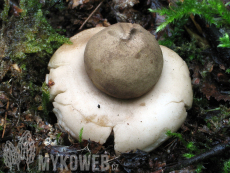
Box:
[0,0,230,172]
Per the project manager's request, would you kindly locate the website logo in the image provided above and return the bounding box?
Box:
[3,130,118,171]
[3,130,35,170]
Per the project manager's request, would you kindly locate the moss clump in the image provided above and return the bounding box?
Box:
[157,17,204,63]
[223,159,230,173]
[0,0,70,118]
[166,130,199,158]
[157,17,188,48]
[149,0,230,62]
[218,33,230,48]
[205,105,230,131]
[1,0,70,60]
[149,0,230,32]
[0,0,10,21]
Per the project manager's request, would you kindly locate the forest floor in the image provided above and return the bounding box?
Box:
[0,0,230,172]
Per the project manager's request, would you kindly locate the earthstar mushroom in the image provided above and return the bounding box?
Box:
[46,23,193,155]
[84,23,163,99]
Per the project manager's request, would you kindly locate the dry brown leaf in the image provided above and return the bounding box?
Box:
[201,81,230,101]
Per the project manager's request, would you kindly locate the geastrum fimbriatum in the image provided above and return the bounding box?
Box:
[46,23,193,155]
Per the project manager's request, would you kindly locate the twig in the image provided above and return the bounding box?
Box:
[163,141,230,172]
[79,0,104,30]
[2,100,9,138]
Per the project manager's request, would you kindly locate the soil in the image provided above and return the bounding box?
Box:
[0,0,230,172]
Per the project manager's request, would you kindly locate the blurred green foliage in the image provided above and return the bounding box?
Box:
[149,0,230,32]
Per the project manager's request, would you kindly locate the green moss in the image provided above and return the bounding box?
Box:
[157,17,204,62]
[1,0,71,60]
[166,130,198,156]
[205,105,230,129]
[223,159,230,173]
[193,97,209,109]
[0,0,10,21]
[183,153,195,159]
[218,33,230,48]
[195,164,205,173]
[56,132,62,144]
[158,17,188,47]
[150,0,230,62]
[149,0,230,32]
[226,68,230,74]
[0,0,71,117]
